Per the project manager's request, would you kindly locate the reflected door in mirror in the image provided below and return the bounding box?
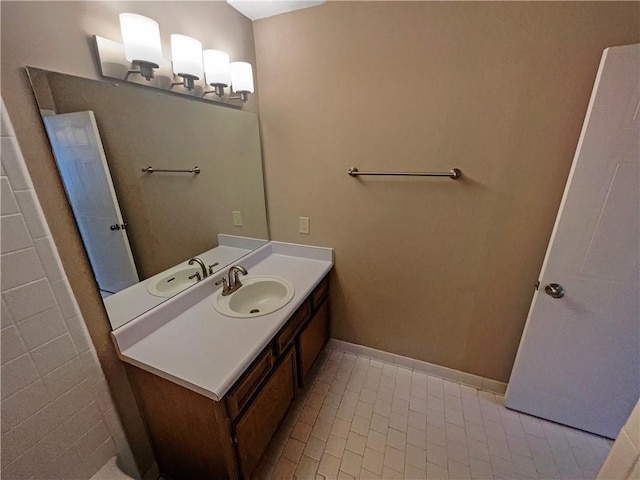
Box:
[43,111,139,294]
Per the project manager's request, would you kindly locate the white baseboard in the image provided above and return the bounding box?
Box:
[328,338,507,395]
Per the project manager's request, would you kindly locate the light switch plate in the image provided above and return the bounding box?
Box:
[233,211,243,227]
[299,216,309,234]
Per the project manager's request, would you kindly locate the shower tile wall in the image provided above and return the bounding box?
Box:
[0,99,136,480]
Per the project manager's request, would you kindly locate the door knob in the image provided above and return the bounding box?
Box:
[544,283,565,299]
[109,224,121,230]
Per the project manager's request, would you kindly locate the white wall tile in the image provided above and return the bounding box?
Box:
[16,306,67,349]
[43,356,86,399]
[1,380,52,431]
[50,277,81,320]
[79,349,106,386]
[84,438,118,478]
[597,430,637,480]
[31,333,78,376]
[65,313,94,354]
[1,99,16,138]
[1,247,45,291]
[2,278,57,322]
[0,325,27,364]
[65,402,103,444]
[102,406,134,466]
[0,98,135,479]
[44,446,92,480]
[76,421,112,459]
[1,177,19,215]
[1,353,39,398]
[34,236,65,282]
[0,137,34,190]
[1,298,13,328]
[4,402,65,465]
[14,189,50,239]
[52,381,96,424]
[624,401,640,449]
[92,378,116,413]
[0,214,33,254]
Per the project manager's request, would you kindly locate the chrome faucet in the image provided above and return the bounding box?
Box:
[188,257,207,281]
[215,264,248,296]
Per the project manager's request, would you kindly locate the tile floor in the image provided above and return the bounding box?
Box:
[253,347,613,479]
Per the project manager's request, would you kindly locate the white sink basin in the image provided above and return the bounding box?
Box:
[147,266,201,298]
[213,276,295,318]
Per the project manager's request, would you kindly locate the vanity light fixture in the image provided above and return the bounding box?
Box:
[229,62,255,103]
[119,13,163,81]
[170,34,204,90]
[203,49,232,97]
[94,17,253,106]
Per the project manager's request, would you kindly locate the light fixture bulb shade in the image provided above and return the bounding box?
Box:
[119,13,162,66]
[230,62,254,93]
[203,50,231,86]
[171,34,203,78]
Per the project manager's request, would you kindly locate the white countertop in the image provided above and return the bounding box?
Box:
[111,241,333,401]
[104,235,267,329]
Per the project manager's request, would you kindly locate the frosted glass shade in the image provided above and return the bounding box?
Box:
[119,13,162,66]
[230,62,254,93]
[171,34,203,79]
[203,50,231,86]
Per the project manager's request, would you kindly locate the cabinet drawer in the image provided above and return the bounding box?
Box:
[275,300,310,354]
[312,276,329,310]
[227,347,274,419]
[235,349,296,479]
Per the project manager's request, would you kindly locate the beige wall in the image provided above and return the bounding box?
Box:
[1,1,258,473]
[253,1,640,382]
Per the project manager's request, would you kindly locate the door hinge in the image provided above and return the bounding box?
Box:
[535,280,540,290]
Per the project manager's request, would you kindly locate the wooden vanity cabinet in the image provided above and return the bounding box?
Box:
[298,300,330,383]
[235,348,296,478]
[126,274,330,480]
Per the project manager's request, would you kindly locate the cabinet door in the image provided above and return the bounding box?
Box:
[299,299,330,383]
[235,349,296,478]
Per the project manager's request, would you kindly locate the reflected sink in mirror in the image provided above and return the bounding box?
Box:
[147,266,201,298]
[213,276,295,318]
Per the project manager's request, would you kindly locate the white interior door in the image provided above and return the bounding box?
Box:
[43,111,139,294]
[505,45,640,439]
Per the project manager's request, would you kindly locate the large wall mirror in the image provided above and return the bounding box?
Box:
[27,67,269,329]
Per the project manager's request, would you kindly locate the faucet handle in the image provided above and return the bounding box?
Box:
[188,272,202,282]
[208,262,220,275]
[215,277,228,290]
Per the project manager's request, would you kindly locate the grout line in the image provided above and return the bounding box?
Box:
[1,276,49,294]
[0,245,37,257]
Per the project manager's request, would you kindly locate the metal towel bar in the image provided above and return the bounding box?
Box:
[348,167,461,179]
[142,166,200,174]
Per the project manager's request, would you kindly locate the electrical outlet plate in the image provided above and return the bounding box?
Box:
[299,216,309,234]
[233,211,243,226]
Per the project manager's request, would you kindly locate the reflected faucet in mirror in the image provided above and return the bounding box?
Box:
[188,257,207,282]
[26,67,269,330]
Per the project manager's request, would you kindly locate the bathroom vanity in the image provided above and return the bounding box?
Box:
[111,242,333,479]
